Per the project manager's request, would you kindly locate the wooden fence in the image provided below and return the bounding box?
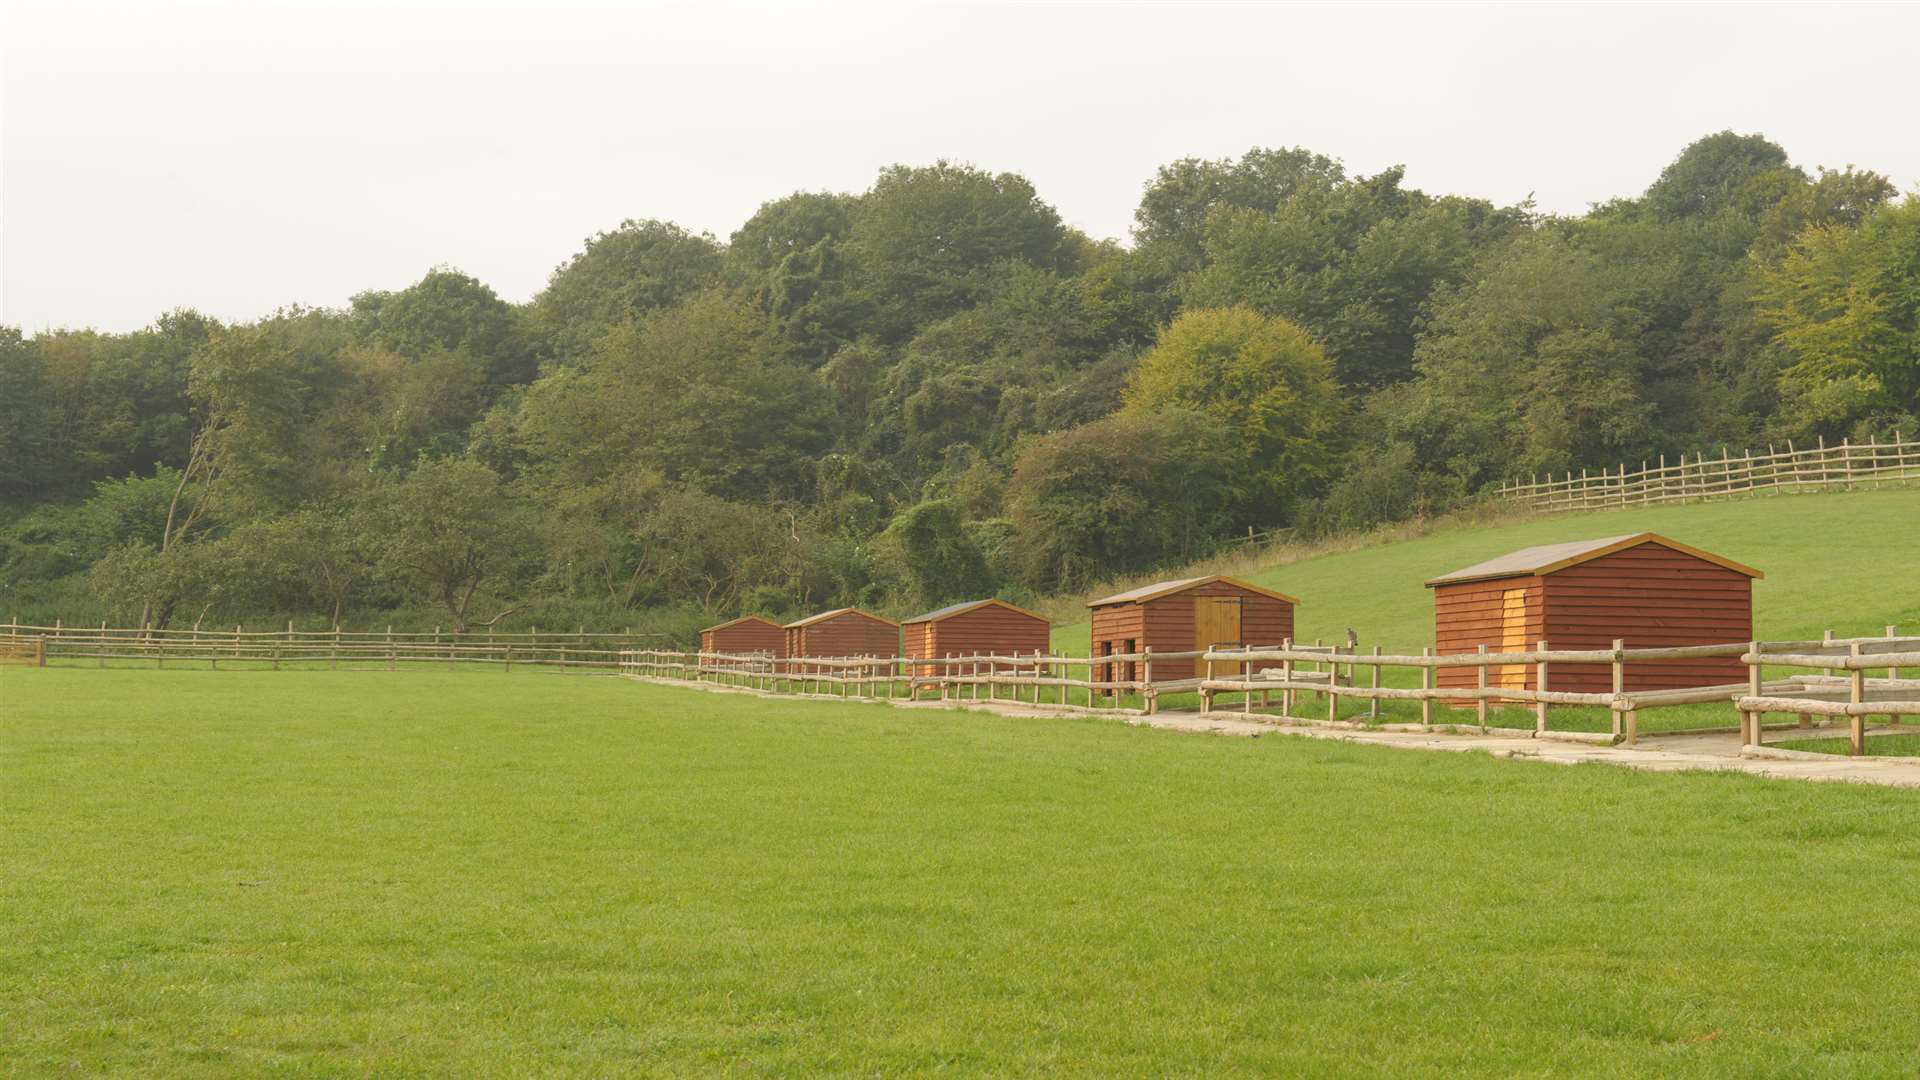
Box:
[615,637,1838,743]
[0,621,657,671]
[1500,434,1920,512]
[1735,628,1920,755]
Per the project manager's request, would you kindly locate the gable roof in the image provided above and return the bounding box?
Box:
[1087,574,1300,608]
[902,598,1050,626]
[701,614,782,634]
[1424,532,1763,587]
[782,607,901,629]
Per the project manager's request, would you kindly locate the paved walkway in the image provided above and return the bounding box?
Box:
[624,675,1920,789]
[897,697,1920,789]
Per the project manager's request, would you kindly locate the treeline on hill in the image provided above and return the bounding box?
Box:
[1,133,1916,639]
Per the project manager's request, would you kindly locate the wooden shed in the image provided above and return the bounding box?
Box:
[782,607,900,661]
[1086,575,1299,683]
[902,599,1052,676]
[699,615,786,662]
[1426,532,1761,693]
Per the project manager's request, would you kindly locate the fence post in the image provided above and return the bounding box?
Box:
[1142,646,1155,714]
[1849,642,1866,756]
[1610,639,1625,740]
[35,636,47,667]
[1368,645,1382,721]
[1202,650,1214,714]
[1281,638,1295,715]
[1474,644,1488,731]
[1744,640,1762,747]
[1534,639,1549,734]
[1889,625,1902,727]
[1329,646,1343,724]
[387,625,395,671]
[1420,647,1434,727]
[99,620,107,668]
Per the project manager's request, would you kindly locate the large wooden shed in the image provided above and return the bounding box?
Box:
[902,599,1052,676]
[699,615,786,660]
[1087,575,1298,683]
[1426,532,1761,693]
[782,607,900,661]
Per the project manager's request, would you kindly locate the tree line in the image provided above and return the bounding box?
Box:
[1,134,1914,638]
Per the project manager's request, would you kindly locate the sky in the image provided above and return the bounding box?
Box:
[3,0,1917,333]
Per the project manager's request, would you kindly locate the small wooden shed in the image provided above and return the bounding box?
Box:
[783,607,900,661]
[902,599,1051,676]
[1426,532,1761,693]
[699,615,786,661]
[1087,575,1298,683]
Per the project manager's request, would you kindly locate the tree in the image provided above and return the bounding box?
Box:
[1123,308,1347,518]
[846,161,1077,342]
[532,219,724,361]
[1132,146,1346,272]
[878,499,993,608]
[372,458,533,632]
[1007,409,1240,591]
[1643,131,1796,222]
[1753,197,1920,433]
[352,268,534,387]
[515,290,834,500]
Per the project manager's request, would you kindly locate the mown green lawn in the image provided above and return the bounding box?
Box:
[1775,732,1920,758]
[6,666,1920,1075]
[1050,488,1920,735]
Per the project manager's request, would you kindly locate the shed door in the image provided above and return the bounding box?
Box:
[1498,588,1529,689]
[1195,597,1243,676]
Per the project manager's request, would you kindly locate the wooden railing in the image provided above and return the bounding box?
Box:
[1735,629,1920,755]
[0,621,656,670]
[1500,435,1920,512]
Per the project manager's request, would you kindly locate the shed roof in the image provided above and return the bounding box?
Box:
[902,598,1049,626]
[782,607,901,629]
[1424,532,1763,587]
[701,614,782,634]
[1087,574,1300,608]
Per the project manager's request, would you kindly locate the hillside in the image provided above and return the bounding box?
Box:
[1053,488,1920,655]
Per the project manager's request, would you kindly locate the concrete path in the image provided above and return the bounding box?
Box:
[621,674,1920,789]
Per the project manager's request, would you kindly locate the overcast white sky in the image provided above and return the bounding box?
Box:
[3,0,1916,333]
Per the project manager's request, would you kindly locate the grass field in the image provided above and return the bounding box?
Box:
[1055,487,1920,653]
[8,666,1920,1075]
[1049,488,1920,735]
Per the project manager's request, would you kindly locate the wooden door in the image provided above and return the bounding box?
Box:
[1498,588,1528,689]
[1194,597,1243,675]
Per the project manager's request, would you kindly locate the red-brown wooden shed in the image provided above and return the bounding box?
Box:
[699,615,786,661]
[1426,532,1762,693]
[902,599,1052,676]
[782,607,901,661]
[1086,575,1298,683]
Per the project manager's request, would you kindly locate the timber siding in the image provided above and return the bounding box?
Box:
[903,600,1051,677]
[783,609,900,660]
[700,616,785,659]
[1430,536,1758,693]
[1087,576,1297,682]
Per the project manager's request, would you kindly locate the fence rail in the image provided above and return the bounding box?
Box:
[0,622,651,671]
[1736,629,1920,755]
[1500,434,1920,512]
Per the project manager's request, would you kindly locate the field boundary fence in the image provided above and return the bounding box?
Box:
[1500,434,1920,512]
[1,619,658,671]
[612,634,1915,745]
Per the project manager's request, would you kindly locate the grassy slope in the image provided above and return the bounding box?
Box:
[1055,488,1920,656]
[6,666,1920,1075]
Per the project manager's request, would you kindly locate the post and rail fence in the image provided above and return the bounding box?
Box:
[1499,434,1920,513]
[15,618,1916,754]
[0,619,660,671]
